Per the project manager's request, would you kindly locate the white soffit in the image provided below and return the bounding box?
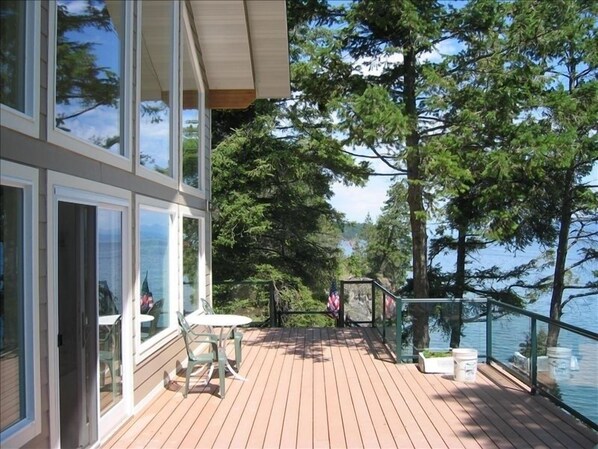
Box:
[190,0,290,100]
[246,0,291,99]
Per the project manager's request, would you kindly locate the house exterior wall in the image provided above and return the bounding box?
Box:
[0,1,214,447]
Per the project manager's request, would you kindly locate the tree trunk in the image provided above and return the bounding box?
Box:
[547,50,577,349]
[547,167,574,348]
[404,46,430,353]
[450,224,467,348]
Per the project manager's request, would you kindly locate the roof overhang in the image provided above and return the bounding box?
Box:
[189,0,291,109]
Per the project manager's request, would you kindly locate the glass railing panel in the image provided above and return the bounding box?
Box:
[396,299,486,362]
[342,281,374,326]
[537,323,598,425]
[490,304,533,372]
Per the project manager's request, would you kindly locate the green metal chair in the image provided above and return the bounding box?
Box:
[177,311,227,398]
[99,316,121,396]
[200,298,243,369]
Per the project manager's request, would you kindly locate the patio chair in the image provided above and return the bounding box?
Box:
[200,298,243,369]
[99,315,121,396]
[177,311,226,398]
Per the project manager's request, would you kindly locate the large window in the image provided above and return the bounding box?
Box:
[0,162,40,448]
[181,16,203,190]
[0,1,26,112]
[139,207,172,344]
[0,185,25,431]
[54,0,124,154]
[182,215,205,316]
[0,1,39,136]
[139,1,174,177]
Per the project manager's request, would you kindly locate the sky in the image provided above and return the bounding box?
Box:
[331,156,394,222]
[331,161,598,224]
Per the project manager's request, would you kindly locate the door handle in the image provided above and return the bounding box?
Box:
[57,334,63,347]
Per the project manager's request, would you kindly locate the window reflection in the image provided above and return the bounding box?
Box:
[98,209,122,414]
[0,186,25,432]
[182,217,199,315]
[182,34,200,189]
[139,209,170,342]
[139,1,172,176]
[0,1,26,112]
[55,0,123,154]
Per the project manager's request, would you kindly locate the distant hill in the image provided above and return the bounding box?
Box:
[342,222,364,240]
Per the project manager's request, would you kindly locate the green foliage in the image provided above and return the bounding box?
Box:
[363,182,412,288]
[518,329,549,358]
[55,1,119,129]
[421,349,452,358]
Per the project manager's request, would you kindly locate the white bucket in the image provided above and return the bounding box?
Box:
[453,348,478,382]
[547,347,572,381]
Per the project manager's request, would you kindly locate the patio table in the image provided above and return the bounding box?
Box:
[99,314,154,326]
[186,314,252,380]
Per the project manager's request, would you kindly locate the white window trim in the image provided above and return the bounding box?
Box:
[179,206,206,317]
[136,196,179,362]
[0,161,41,448]
[135,1,179,189]
[46,171,133,448]
[46,0,133,172]
[179,6,207,198]
[0,1,41,138]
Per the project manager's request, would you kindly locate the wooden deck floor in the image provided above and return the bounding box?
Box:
[103,328,597,449]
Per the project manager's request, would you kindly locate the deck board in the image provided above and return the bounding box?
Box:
[102,328,598,449]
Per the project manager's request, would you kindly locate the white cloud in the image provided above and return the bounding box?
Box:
[419,38,461,63]
[331,172,393,223]
[351,52,403,77]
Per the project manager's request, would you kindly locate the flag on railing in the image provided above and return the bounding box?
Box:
[384,294,396,319]
[140,271,154,314]
[327,280,340,317]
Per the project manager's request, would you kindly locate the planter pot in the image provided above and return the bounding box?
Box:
[512,352,550,373]
[418,349,453,374]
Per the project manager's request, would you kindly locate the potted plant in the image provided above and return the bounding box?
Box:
[418,349,453,374]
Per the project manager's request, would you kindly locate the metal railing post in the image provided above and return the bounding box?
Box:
[530,318,538,395]
[339,281,345,328]
[396,297,402,363]
[382,288,387,343]
[486,298,492,364]
[269,281,276,327]
[371,282,376,327]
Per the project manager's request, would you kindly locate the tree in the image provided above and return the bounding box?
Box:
[55,1,120,131]
[211,100,366,298]
[506,0,598,346]
[363,181,412,289]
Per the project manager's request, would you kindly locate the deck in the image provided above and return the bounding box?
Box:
[103,328,597,449]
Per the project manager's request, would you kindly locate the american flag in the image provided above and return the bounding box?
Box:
[327,280,340,317]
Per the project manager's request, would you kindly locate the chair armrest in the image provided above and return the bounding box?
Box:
[188,332,219,344]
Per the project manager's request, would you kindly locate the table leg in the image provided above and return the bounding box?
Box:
[219,326,247,381]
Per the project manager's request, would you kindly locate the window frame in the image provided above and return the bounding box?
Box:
[136,196,178,362]
[0,0,40,138]
[0,161,41,448]
[45,172,133,447]
[135,0,179,189]
[179,206,206,317]
[179,6,207,197]
[47,0,134,171]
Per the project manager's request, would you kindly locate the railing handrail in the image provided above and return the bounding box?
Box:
[487,299,598,341]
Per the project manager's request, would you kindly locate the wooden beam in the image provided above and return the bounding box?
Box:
[182,90,198,110]
[207,89,256,110]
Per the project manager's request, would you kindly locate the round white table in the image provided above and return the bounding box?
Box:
[99,314,154,325]
[186,314,252,379]
[99,314,120,326]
